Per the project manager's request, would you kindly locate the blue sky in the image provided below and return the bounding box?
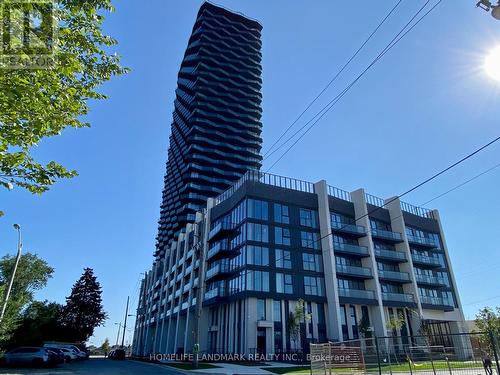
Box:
[1,1,499,347]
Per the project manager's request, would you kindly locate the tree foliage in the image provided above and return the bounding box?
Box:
[60,268,107,342]
[0,0,128,197]
[5,300,64,349]
[100,337,110,355]
[475,307,500,337]
[286,299,311,350]
[0,253,54,346]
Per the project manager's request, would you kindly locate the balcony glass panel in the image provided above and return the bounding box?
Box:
[333,243,369,257]
[382,292,414,303]
[415,274,446,286]
[378,270,411,282]
[331,221,366,236]
[338,288,375,299]
[407,235,437,247]
[411,253,441,267]
[336,264,372,277]
[371,228,403,242]
[375,248,407,261]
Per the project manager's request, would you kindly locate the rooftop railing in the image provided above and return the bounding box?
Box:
[400,201,436,220]
[328,185,352,202]
[365,193,385,208]
[214,170,315,205]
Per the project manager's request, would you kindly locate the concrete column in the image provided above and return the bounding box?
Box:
[314,180,342,342]
[351,189,387,338]
[384,196,423,317]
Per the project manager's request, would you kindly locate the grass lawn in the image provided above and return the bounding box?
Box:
[164,362,221,370]
[266,360,484,374]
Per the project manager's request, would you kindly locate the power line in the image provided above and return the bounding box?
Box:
[265,0,442,171]
[263,0,405,158]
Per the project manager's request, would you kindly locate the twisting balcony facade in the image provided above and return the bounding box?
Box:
[155,2,263,259]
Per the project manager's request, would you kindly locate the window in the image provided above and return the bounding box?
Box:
[304,276,325,296]
[276,273,293,294]
[302,253,323,272]
[340,305,349,341]
[246,245,269,266]
[274,203,290,224]
[247,223,269,243]
[331,212,355,226]
[370,219,392,231]
[300,208,318,228]
[247,270,269,292]
[248,199,268,220]
[276,249,292,269]
[301,231,320,249]
[273,300,282,322]
[257,299,266,320]
[337,278,365,290]
[381,283,404,294]
[275,227,291,246]
[349,306,359,339]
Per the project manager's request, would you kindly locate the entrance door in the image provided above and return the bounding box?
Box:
[257,328,266,355]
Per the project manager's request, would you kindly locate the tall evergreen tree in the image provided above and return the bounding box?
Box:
[61,268,107,342]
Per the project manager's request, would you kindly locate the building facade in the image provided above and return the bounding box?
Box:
[133,171,466,356]
[155,2,263,258]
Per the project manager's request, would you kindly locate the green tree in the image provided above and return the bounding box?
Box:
[100,338,110,356]
[0,253,54,346]
[286,299,311,350]
[6,300,64,349]
[474,307,500,354]
[0,0,128,202]
[60,268,107,342]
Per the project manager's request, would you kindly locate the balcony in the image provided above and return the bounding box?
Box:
[415,274,447,287]
[371,228,403,243]
[336,264,372,279]
[208,221,237,242]
[184,265,193,275]
[407,234,437,248]
[183,283,191,293]
[333,243,370,257]
[420,295,454,308]
[411,253,442,268]
[204,287,226,301]
[375,248,407,262]
[378,270,411,283]
[205,261,231,281]
[338,288,376,300]
[207,240,231,260]
[331,221,366,238]
[382,292,415,304]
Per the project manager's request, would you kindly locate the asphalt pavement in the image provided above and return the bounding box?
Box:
[0,358,191,375]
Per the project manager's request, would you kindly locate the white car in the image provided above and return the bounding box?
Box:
[58,348,78,362]
[4,347,52,366]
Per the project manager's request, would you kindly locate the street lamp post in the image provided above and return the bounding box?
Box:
[0,224,23,324]
[477,0,500,20]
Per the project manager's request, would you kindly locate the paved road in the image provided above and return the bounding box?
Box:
[0,358,191,375]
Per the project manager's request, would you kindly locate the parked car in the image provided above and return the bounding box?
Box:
[3,347,57,367]
[107,349,126,360]
[44,348,66,364]
[43,344,86,360]
[58,348,78,362]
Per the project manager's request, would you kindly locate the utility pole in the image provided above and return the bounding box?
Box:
[115,323,122,347]
[121,296,129,348]
[0,224,22,324]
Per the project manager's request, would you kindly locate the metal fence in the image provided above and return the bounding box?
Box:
[311,332,500,375]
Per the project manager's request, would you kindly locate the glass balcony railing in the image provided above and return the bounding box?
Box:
[375,248,407,262]
[415,274,447,286]
[331,221,366,237]
[382,292,415,303]
[205,261,231,280]
[371,228,403,243]
[208,221,236,242]
[333,243,370,257]
[336,264,372,278]
[407,234,437,248]
[204,287,226,301]
[419,295,453,306]
[207,240,230,260]
[378,270,411,282]
[338,288,376,300]
[411,253,442,267]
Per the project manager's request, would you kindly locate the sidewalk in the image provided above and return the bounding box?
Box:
[190,362,301,375]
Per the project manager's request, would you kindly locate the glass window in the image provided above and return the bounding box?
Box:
[248,199,269,220]
[276,273,293,294]
[247,223,269,243]
[300,208,318,228]
[273,300,282,322]
[350,306,359,339]
[276,249,292,269]
[257,299,266,320]
[340,305,349,341]
[274,203,290,224]
[247,271,269,292]
[304,276,325,296]
[302,253,323,272]
[245,245,269,266]
[301,231,320,249]
[275,227,291,246]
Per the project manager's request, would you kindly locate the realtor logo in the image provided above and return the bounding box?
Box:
[0,0,57,69]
